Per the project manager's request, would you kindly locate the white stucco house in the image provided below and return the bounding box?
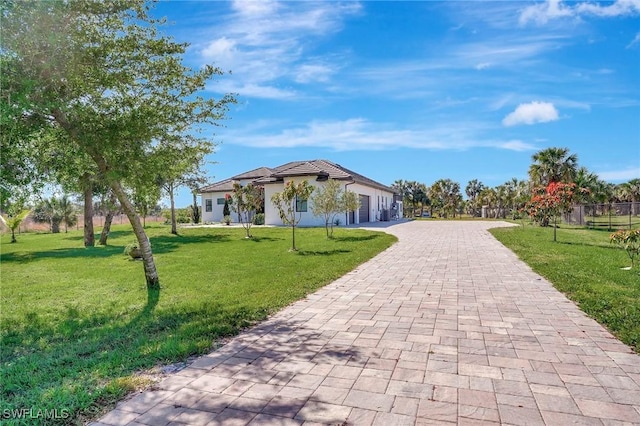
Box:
[199,160,401,226]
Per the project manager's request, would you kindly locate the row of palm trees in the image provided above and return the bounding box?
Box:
[393,147,640,219]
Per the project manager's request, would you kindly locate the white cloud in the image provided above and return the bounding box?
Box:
[519,0,573,25]
[597,167,640,182]
[627,32,640,49]
[502,101,559,126]
[231,0,280,17]
[520,0,640,25]
[294,63,335,84]
[499,140,538,151]
[225,118,537,152]
[207,81,297,100]
[198,1,361,99]
[576,0,640,17]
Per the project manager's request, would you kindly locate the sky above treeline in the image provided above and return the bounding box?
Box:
[151,0,640,207]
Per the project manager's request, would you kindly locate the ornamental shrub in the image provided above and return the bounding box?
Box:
[610,229,640,268]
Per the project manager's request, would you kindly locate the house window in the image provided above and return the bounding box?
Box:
[217,198,226,205]
[205,199,213,212]
[296,197,308,212]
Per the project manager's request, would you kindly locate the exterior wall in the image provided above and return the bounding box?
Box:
[264,177,395,227]
[264,177,326,227]
[200,178,257,224]
[201,191,230,223]
[346,183,395,225]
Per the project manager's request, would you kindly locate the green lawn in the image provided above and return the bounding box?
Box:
[0,224,396,425]
[490,225,640,353]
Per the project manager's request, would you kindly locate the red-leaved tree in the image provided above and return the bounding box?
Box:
[525,182,575,241]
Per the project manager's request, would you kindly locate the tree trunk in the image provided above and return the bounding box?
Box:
[170,185,177,235]
[291,225,297,251]
[111,180,160,289]
[99,210,114,245]
[83,174,95,247]
[11,229,16,243]
[99,191,118,245]
[51,108,157,287]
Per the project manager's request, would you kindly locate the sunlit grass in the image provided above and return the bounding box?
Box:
[1,224,396,425]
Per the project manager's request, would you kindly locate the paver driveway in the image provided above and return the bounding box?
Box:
[94,220,640,426]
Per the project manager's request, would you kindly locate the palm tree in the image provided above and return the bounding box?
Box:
[529,147,578,187]
[391,179,410,217]
[58,194,77,233]
[0,209,31,243]
[617,179,640,215]
[430,179,461,218]
[479,187,498,218]
[465,179,485,217]
[573,167,599,204]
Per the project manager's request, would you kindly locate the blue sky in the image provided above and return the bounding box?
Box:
[153,0,640,207]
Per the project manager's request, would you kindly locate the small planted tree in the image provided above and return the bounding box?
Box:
[311,179,341,238]
[231,182,264,238]
[342,190,360,224]
[524,182,575,241]
[311,179,360,238]
[223,194,231,225]
[0,209,31,243]
[271,180,314,251]
[610,229,640,269]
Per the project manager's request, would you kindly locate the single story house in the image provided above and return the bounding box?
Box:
[199,159,400,226]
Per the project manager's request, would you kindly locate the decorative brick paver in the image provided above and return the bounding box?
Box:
[93,221,640,425]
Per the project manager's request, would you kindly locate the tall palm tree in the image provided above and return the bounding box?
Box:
[479,187,498,218]
[529,147,578,187]
[430,179,461,218]
[465,179,485,217]
[617,179,640,215]
[58,194,77,233]
[573,167,599,203]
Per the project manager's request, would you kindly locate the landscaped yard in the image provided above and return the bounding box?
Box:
[491,224,640,353]
[0,224,396,425]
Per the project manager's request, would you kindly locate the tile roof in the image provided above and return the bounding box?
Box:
[199,160,395,194]
[198,178,235,193]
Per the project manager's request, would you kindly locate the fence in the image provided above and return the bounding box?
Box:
[565,202,640,230]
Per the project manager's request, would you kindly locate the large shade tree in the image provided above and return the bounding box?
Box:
[1,1,235,289]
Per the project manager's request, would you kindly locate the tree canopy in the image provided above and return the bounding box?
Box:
[1,0,236,288]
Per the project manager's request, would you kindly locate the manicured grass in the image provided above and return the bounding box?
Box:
[490,225,640,353]
[0,224,396,425]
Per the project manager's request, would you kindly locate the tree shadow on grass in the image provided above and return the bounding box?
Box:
[0,245,124,263]
[244,235,284,243]
[0,233,231,263]
[296,249,351,256]
[556,240,620,250]
[332,234,381,242]
[61,230,132,242]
